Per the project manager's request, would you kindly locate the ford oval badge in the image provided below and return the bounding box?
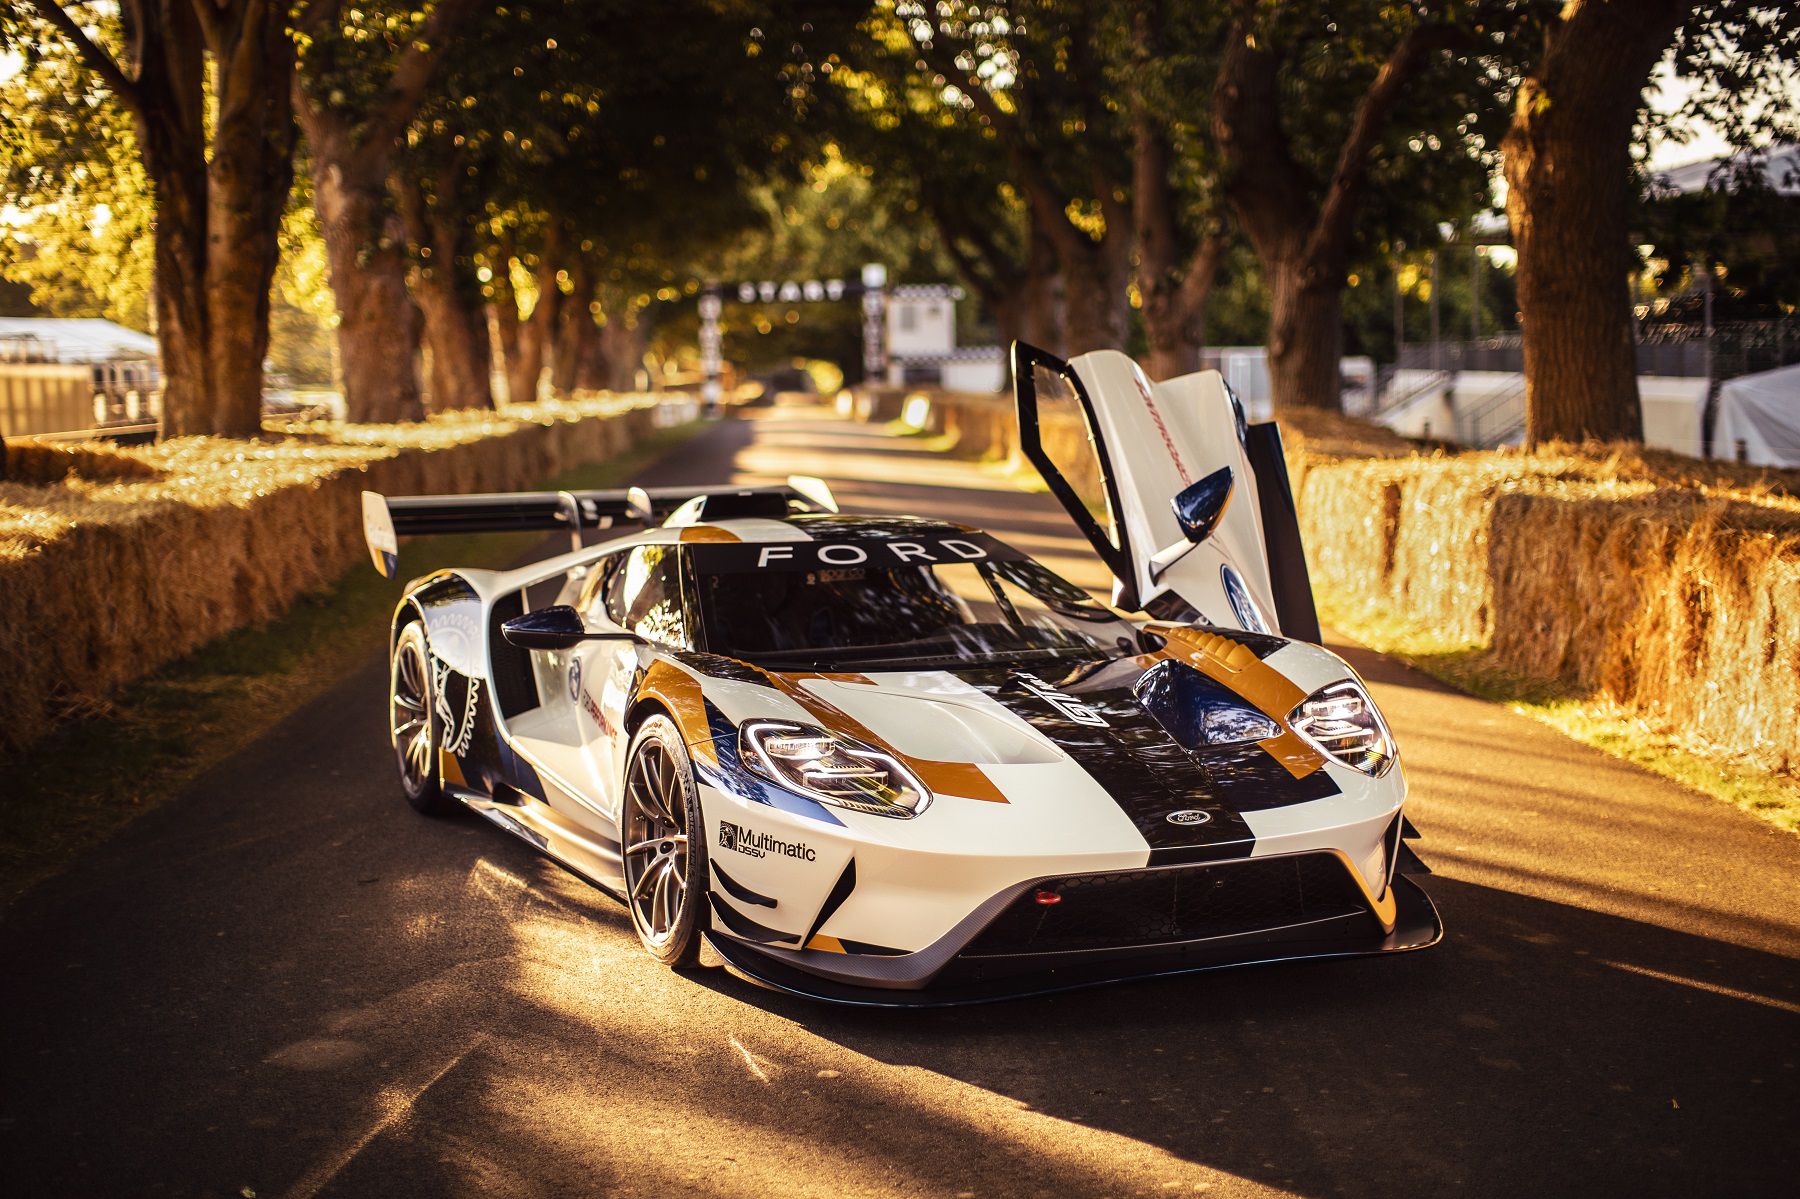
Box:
[1165,809,1213,826]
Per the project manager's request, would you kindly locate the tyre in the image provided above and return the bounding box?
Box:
[621,714,706,967]
[390,623,458,816]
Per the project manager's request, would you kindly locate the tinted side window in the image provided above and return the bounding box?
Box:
[603,545,689,647]
[578,552,627,619]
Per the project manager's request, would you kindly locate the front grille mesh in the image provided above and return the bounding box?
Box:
[962,854,1373,958]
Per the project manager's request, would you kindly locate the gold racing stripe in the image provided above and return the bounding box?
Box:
[638,659,719,767]
[1139,622,1327,779]
[678,526,742,543]
[805,933,847,953]
[757,669,1012,804]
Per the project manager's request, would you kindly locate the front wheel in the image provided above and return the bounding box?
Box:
[621,714,706,967]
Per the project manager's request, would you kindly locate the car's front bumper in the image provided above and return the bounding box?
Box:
[704,864,1442,1008]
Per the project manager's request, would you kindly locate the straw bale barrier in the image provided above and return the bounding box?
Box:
[0,396,669,756]
[851,386,1800,778]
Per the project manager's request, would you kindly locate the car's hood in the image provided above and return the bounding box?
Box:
[721,631,1351,860]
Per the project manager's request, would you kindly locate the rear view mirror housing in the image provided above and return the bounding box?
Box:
[501,605,641,651]
[1172,467,1233,545]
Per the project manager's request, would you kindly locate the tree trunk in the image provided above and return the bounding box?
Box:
[201,16,295,437]
[398,171,492,410]
[596,313,647,392]
[1139,233,1225,383]
[508,310,551,405]
[144,156,215,436]
[1058,244,1131,354]
[309,157,423,423]
[293,0,478,422]
[550,308,594,397]
[413,275,490,410]
[507,227,562,404]
[1266,255,1344,411]
[550,256,596,397]
[1503,0,1690,446]
[1213,15,1456,414]
[1020,223,1063,354]
[491,301,520,388]
[114,0,293,438]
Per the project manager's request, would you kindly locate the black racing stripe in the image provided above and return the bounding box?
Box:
[1185,741,1339,811]
[946,663,1258,864]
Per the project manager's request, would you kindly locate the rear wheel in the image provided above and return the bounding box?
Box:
[390,623,458,816]
[621,715,706,967]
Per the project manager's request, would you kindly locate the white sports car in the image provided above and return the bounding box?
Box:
[362,343,1440,1004]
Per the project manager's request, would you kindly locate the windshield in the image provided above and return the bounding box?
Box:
[691,540,1130,662]
[692,540,1139,669]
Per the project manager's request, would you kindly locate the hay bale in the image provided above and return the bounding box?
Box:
[0,396,664,757]
[829,381,1800,776]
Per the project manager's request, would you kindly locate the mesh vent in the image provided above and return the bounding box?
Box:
[963,854,1372,957]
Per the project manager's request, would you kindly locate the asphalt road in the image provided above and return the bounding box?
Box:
[4,404,1797,1199]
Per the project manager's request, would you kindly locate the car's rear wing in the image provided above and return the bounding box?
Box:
[360,476,837,577]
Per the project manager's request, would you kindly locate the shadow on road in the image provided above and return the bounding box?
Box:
[694,874,1799,1197]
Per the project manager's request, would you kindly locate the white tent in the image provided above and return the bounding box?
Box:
[1715,363,1800,468]
[0,318,158,362]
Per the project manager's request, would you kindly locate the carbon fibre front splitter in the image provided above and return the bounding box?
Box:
[704,875,1443,1008]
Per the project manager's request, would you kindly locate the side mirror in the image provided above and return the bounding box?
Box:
[1172,466,1233,544]
[501,605,640,650]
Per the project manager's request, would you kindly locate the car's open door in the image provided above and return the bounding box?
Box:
[1012,341,1321,641]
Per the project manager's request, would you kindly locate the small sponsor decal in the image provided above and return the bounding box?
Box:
[718,820,817,861]
[1016,672,1108,728]
[1165,809,1214,826]
[568,656,583,701]
[578,687,614,737]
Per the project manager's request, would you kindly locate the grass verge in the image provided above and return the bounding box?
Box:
[0,421,706,910]
[1319,593,1800,836]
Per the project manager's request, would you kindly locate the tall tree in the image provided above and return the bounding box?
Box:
[295,0,483,422]
[1502,0,1798,444]
[10,0,298,437]
[826,39,1065,359]
[395,138,493,409]
[1211,2,1492,412]
[898,1,1138,352]
[1128,1,1228,380]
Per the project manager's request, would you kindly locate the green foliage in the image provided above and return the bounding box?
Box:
[684,146,960,374]
[1639,179,1800,314]
[0,16,153,328]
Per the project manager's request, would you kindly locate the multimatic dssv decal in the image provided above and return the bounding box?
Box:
[718,821,818,861]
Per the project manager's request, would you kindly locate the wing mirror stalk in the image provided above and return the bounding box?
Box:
[1149,467,1234,582]
[501,605,644,651]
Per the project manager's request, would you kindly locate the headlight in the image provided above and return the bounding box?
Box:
[1286,680,1395,777]
[739,721,931,817]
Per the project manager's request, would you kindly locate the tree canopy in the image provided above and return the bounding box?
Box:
[2,1,1794,439]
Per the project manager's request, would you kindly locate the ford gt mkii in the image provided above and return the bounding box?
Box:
[360,343,1440,1004]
